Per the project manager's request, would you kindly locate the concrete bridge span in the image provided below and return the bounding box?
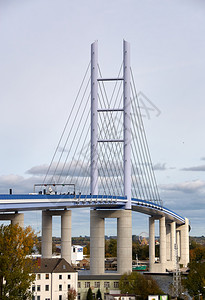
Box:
[0,193,189,274]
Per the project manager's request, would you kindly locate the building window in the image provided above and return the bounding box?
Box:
[37,285,41,291]
[94,282,100,288]
[37,274,41,280]
[37,297,41,300]
[59,274,62,280]
[114,282,119,288]
[85,282,90,288]
[68,274,71,279]
[59,284,62,291]
[78,293,81,300]
[45,285,49,291]
[59,296,62,300]
[32,296,35,300]
[78,282,81,288]
[104,282,110,288]
[45,273,49,280]
[68,284,70,290]
[32,285,35,292]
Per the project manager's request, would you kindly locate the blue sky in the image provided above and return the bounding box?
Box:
[0,0,205,237]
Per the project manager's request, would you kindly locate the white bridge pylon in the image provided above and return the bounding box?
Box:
[91,40,131,209]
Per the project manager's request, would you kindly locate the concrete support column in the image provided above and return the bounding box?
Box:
[178,218,189,267]
[42,211,52,258]
[117,210,132,274]
[171,221,176,263]
[149,217,155,272]
[159,216,166,268]
[90,210,105,275]
[177,230,181,258]
[0,213,24,227]
[61,210,72,263]
[166,223,171,261]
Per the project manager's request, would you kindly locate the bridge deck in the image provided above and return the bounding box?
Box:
[0,194,185,225]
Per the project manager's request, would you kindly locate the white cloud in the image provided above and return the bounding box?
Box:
[181,165,205,171]
[153,163,167,171]
[160,180,205,194]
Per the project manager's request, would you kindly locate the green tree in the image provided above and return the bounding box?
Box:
[96,288,102,300]
[132,241,149,260]
[86,287,93,300]
[0,224,38,300]
[108,239,117,257]
[119,272,164,300]
[182,261,205,298]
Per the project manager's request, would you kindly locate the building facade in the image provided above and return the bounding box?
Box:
[78,274,121,300]
[31,258,78,300]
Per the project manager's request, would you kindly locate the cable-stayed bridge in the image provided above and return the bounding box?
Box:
[0,41,189,274]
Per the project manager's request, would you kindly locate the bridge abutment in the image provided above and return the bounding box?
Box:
[90,209,132,275]
[42,210,71,263]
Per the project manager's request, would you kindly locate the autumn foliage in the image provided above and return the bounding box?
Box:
[0,224,38,300]
[119,272,164,300]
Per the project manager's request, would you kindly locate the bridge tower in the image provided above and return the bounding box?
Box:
[90,40,132,275]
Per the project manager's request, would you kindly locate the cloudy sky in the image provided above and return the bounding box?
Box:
[0,0,205,237]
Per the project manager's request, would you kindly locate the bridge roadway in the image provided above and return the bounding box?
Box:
[0,194,185,225]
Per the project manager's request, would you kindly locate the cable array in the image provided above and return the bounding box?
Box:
[41,60,161,206]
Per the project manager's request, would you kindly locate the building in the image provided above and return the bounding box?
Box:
[78,274,121,300]
[71,245,84,265]
[31,258,78,300]
[106,294,136,300]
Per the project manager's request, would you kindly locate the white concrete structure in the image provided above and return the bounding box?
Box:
[42,210,71,263]
[106,294,136,300]
[31,258,77,300]
[0,212,24,227]
[149,216,189,273]
[90,209,132,275]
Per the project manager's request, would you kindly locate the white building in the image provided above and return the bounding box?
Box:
[31,258,78,300]
[71,245,84,265]
[106,294,136,300]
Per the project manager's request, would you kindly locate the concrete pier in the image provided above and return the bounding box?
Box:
[90,209,132,275]
[42,210,71,263]
[177,217,189,267]
[149,216,189,273]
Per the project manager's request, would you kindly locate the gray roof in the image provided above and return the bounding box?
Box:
[34,258,77,273]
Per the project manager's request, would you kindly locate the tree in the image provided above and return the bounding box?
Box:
[132,241,149,260]
[83,242,90,256]
[108,239,117,257]
[67,288,77,300]
[119,272,164,300]
[86,287,93,300]
[0,224,38,300]
[96,288,102,300]
[182,261,205,298]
